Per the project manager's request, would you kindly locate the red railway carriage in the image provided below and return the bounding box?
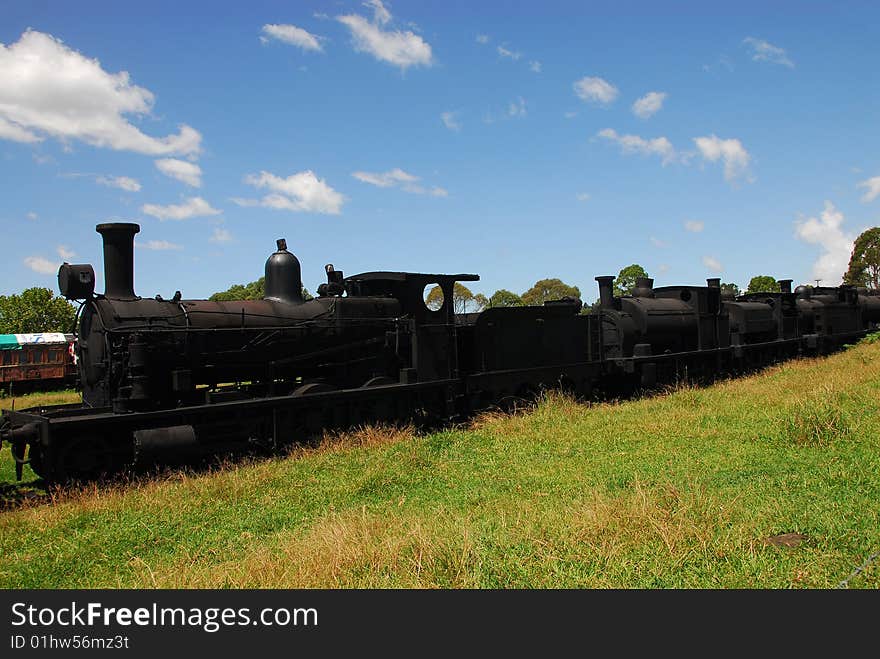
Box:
[0,332,76,393]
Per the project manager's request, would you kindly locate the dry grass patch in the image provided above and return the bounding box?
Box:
[288,423,418,458]
[783,385,854,446]
[139,476,748,589]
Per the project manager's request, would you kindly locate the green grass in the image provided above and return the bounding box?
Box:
[1,338,878,589]
[0,387,81,409]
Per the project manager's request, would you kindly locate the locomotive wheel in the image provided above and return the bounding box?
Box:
[27,444,46,480]
[292,383,337,397]
[356,377,397,424]
[54,436,113,483]
[361,376,395,388]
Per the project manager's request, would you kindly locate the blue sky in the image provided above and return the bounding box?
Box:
[2,0,879,302]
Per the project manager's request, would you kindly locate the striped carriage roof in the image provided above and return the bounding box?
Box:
[0,333,71,350]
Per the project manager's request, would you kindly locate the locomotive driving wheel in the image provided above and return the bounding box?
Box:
[358,377,397,424]
[291,382,337,397]
[360,376,395,388]
[54,435,113,483]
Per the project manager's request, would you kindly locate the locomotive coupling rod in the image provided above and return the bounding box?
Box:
[0,422,39,481]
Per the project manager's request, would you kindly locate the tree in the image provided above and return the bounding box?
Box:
[210,277,312,301]
[613,264,649,297]
[521,279,581,306]
[485,289,524,308]
[581,300,602,315]
[0,287,77,334]
[843,227,880,290]
[746,275,779,294]
[425,282,486,314]
[720,282,740,297]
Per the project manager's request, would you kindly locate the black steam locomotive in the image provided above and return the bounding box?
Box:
[2,222,878,483]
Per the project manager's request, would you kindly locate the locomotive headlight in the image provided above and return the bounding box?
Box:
[58,263,96,300]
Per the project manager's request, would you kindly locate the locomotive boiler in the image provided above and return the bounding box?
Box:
[61,223,411,412]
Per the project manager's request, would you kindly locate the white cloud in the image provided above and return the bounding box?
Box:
[702,256,723,272]
[529,60,542,73]
[229,197,259,207]
[743,37,794,68]
[0,116,41,142]
[476,34,489,45]
[141,196,221,221]
[0,30,202,156]
[352,168,446,196]
[497,46,521,60]
[632,91,667,119]
[155,158,202,187]
[573,76,618,105]
[26,211,38,221]
[684,220,704,232]
[24,256,58,274]
[693,135,752,183]
[210,227,233,243]
[650,236,667,248]
[336,3,432,70]
[794,200,855,285]
[576,193,591,202]
[352,168,418,187]
[858,176,880,203]
[366,0,392,25]
[56,245,75,259]
[563,111,578,119]
[260,24,324,52]
[597,128,676,165]
[441,111,461,131]
[242,170,344,214]
[96,175,141,192]
[138,239,182,251]
[508,97,526,117]
[703,56,734,75]
[657,263,669,274]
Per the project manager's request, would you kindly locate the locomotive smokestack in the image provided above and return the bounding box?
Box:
[777,279,792,294]
[264,238,304,305]
[595,276,615,308]
[706,278,720,288]
[96,223,139,299]
[633,277,654,298]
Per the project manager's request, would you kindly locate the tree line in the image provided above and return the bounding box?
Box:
[2,227,878,333]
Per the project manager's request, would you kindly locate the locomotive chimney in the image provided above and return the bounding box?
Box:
[633,277,654,298]
[96,222,140,299]
[264,238,304,305]
[595,276,615,308]
[777,279,793,294]
[706,278,720,288]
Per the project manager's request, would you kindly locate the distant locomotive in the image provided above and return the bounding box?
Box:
[0,332,76,394]
[1,222,877,483]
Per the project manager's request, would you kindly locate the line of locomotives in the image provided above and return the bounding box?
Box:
[2,222,879,483]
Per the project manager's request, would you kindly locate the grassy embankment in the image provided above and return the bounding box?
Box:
[0,337,878,588]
